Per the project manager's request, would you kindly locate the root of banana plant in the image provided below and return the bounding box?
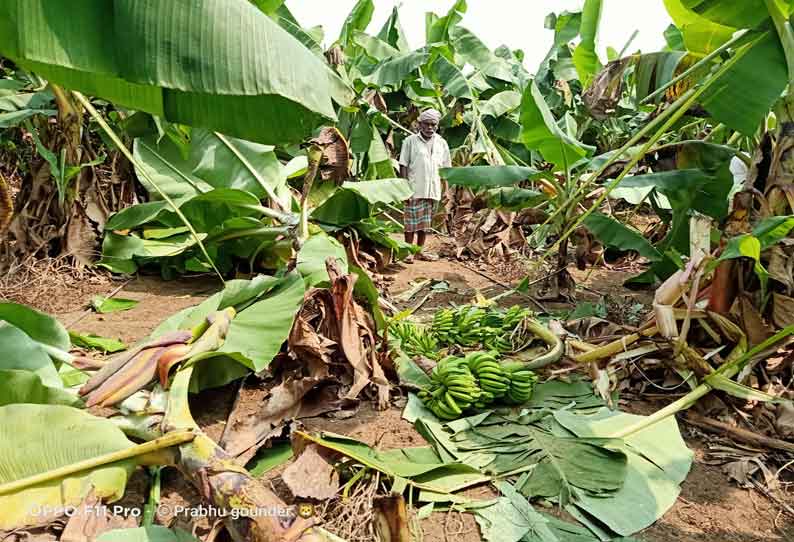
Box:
[162,366,327,542]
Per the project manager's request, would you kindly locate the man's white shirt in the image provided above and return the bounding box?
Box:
[399,133,452,201]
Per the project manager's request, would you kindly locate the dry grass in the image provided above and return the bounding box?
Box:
[0,255,112,314]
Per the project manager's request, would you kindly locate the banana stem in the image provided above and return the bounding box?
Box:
[72,91,225,284]
[0,431,195,496]
[164,366,322,542]
[299,144,324,243]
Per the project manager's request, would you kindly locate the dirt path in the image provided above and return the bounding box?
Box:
[25,250,793,542]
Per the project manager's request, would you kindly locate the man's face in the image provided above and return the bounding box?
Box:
[419,119,438,138]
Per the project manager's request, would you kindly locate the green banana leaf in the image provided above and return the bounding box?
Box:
[665,24,687,50]
[573,0,604,87]
[215,272,307,371]
[717,216,794,298]
[663,0,735,53]
[479,91,522,118]
[338,0,375,50]
[97,527,200,542]
[297,233,350,288]
[440,166,544,188]
[353,30,400,61]
[680,0,789,29]
[0,0,335,144]
[365,124,398,179]
[250,0,284,17]
[246,442,294,477]
[299,431,490,495]
[449,413,628,499]
[364,52,431,88]
[554,409,693,537]
[151,275,282,338]
[619,154,733,258]
[449,26,516,83]
[69,332,127,354]
[312,179,412,227]
[427,54,475,99]
[133,129,289,205]
[98,232,205,275]
[0,302,70,351]
[699,31,788,136]
[483,187,548,211]
[377,6,411,52]
[0,84,55,127]
[426,0,468,44]
[520,81,594,170]
[0,324,62,389]
[0,370,81,407]
[105,199,188,232]
[0,404,135,530]
[475,482,642,542]
[91,296,139,314]
[583,213,663,261]
[634,52,687,105]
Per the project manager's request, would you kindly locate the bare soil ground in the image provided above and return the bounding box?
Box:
[6,238,794,542]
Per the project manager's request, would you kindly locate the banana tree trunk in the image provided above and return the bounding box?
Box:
[765,94,794,215]
[163,365,325,542]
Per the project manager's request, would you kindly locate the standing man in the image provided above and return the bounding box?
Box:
[399,108,451,263]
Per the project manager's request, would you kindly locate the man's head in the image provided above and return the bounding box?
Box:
[418,109,441,139]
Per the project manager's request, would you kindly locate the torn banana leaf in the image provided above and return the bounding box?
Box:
[69,331,127,354]
[552,408,693,537]
[474,482,641,542]
[0,405,136,530]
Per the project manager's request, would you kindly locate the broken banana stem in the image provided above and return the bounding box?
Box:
[611,325,794,440]
[164,366,323,542]
[520,319,564,369]
[574,326,659,364]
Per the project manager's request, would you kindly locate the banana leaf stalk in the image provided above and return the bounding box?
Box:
[0,431,195,497]
[534,34,762,273]
[610,325,794,439]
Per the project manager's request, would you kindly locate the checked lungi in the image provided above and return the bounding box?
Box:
[403,198,435,233]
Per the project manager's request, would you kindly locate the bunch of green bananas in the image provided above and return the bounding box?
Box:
[502,361,539,405]
[502,306,531,330]
[432,308,456,344]
[418,356,481,420]
[450,306,487,346]
[465,351,509,405]
[391,321,439,359]
[428,305,533,353]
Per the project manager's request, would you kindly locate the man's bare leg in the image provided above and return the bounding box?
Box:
[417,231,427,251]
[404,231,416,263]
